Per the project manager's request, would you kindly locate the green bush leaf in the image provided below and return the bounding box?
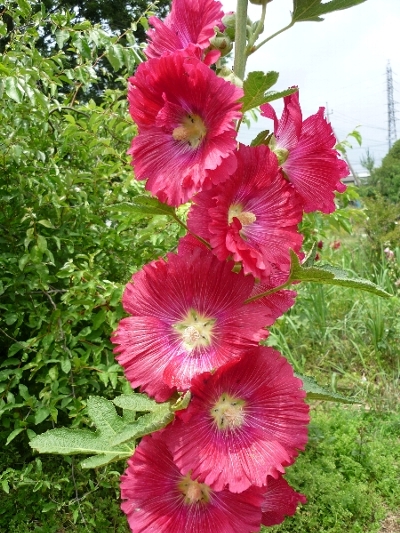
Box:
[106,197,176,218]
[292,0,367,23]
[289,250,392,297]
[297,374,359,403]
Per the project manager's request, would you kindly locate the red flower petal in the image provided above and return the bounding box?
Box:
[112,247,272,398]
[261,91,349,214]
[261,476,307,527]
[166,347,309,493]
[120,434,264,533]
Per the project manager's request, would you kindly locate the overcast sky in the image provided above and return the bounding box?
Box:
[221,0,400,174]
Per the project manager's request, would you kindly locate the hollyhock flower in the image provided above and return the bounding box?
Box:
[166,346,309,493]
[145,0,224,62]
[128,53,243,206]
[260,91,349,214]
[261,476,307,527]
[112,246,272,401]
[188,144,304,281]
[120,434,264,533]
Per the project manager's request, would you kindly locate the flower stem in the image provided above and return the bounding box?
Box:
[252,20,294,53]
[172,213,212,250]
[246,0,268,55]
[233,0,249,80]
[244,279,294,304]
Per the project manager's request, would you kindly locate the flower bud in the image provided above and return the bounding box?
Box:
[209,34,233,57]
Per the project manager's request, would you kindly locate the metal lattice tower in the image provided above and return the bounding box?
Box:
[387,62,397,150]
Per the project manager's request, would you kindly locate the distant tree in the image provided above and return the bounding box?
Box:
[360,148,375,175]
[368,139,400,203]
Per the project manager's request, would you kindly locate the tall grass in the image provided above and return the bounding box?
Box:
[268,233,400,410]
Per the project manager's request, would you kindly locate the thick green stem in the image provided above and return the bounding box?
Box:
[233,0,249,80]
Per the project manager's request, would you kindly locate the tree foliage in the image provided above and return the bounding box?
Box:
[0,1,183,450]
[369,139,400,203]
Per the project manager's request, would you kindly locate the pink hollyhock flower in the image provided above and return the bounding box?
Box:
[128,53,243,206]
[331,240,341,250]
[166,346,309,493]
[260,91,349,214]
[112,246,272,401]
[188,144,304,281]
[120,434,264,533]
[145,0,224,62]
[261,476,307,527]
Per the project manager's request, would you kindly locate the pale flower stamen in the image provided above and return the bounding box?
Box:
[174,309,216,352]
[172,113,207,148]
[211,393,246,430]
[228,204,256,227]
[178,473,211,505]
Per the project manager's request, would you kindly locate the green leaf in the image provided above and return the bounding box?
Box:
[297,374,359,403]
[6,427,25,445]
[288,250,392,297]
[292,0,367,23]
[1,480,10,494]
[55,29,70,49]
[92,307,107,330]
[106,44,124,71]
[110,404,173,447]
[29,396,134,468]
[38,219,55,229]
[240,71,279,113]
[35,407,51,425]
[4,77,24,103]
[112,393,161,412]
[106,197,176,218]
[250,129,272,147]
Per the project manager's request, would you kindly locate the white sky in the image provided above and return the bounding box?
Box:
[222,0,400,174]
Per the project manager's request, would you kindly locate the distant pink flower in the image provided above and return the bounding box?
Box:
[384,246,394,260]
[128,53,242,206]
[331,240,341,250]
[145,0,224,62]
[166,347,309,493]
[120,434,264,533]
[261,476,307,527]
[261,91,349,214]
[188,144,303,281]
[317,240,324,249]
[112,247,272,401]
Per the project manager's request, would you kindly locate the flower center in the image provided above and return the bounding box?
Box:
[178,473,211,505]
[174,309,216,352]
[211,393,246,430]
[172,113,207,149]
[228,204,256,226]
[268,134,289,165]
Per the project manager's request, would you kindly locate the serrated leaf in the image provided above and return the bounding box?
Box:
[240,71,279,113]
[289,250,392,297]
[38,219,55,229]
[106,197,176,218]
[292,0,367,23]
[31,428,129,456]
[80,452,122,469]
[112,393,160,412]
[111,405,173,447]
[297,374,359,404]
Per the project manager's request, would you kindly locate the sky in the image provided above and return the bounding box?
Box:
[221,0,400,175]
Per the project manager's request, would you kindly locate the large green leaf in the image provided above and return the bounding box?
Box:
[297,374,359,404]
[29,395,175,468]
[289,250,392,297]
[292,0,367,23]
[241,72,288,113]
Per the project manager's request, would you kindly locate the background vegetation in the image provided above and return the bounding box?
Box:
[1,1,399,532]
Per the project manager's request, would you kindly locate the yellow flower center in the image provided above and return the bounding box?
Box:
[172,113,207,149]
[177,473,211,505]
[211,393,246,430]
[174,309,216,352]
[228,204,256,226]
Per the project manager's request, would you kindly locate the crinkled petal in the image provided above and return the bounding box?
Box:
[166,347,309,493]
[261,476,307,527]
[121,434,264,533]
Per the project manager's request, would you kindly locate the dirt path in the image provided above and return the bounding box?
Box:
[380,512,400,533]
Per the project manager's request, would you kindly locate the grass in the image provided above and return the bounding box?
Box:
[1,225,399,532]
